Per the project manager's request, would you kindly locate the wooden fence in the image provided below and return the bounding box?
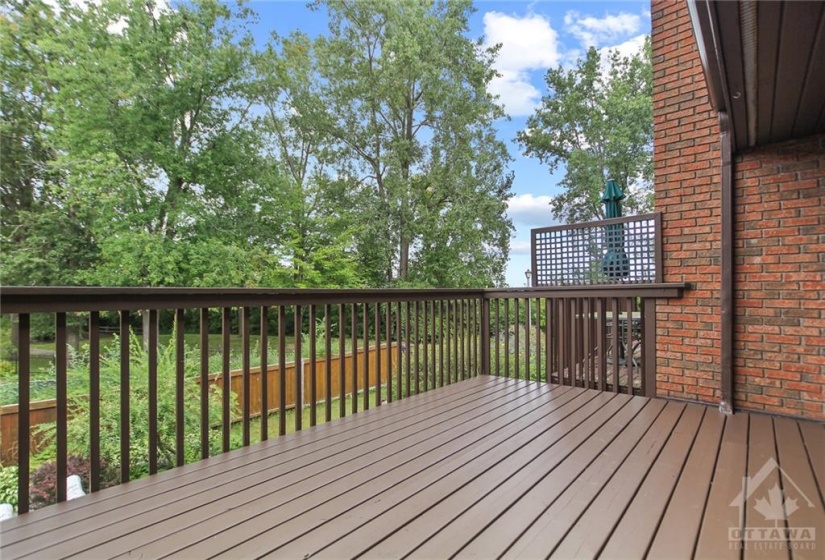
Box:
[0,344,390,466]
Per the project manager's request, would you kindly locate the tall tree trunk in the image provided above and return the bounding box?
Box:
[399,234,410,281]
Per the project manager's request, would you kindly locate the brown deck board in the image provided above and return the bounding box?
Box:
[548,400,687,558]
[52,378,542,558]
[774,417,825,560]
[694,410,749,559]
[1,376,496,540]
[0,376,822,560]
[134,383,575,558]
[371,393,633,560]
[646,405,726,559]
[599,404,706,559]
[454,395,659,559]
[743,413,787,560]
[236,390,612,559]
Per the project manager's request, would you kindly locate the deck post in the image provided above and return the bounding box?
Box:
[481,297,490,376]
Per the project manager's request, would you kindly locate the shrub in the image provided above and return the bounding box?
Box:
[29,455,118,510]
[36,331,240,483]
[0,465,19,511]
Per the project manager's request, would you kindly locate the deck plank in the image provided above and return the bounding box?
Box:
[743,413,788,560]
[126,381,576,559]
[646,405,726,559]
[63,379,551,559]
[598,403,706,559]
[456,397,663,559]
[235,389,617,559]
[0,376,498,540]
[774,417,825,560]
[541,400,687,558]
[3,377,515,558]
[404,393,645,559]
[0,376,822,560]
[694,410,749,559]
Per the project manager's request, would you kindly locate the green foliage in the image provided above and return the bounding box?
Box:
[0,465,19,511]
[1,0,514,290]
[518,39,653,223]
[35,332,239,480]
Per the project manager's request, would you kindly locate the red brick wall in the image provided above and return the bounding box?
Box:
[733,137,825,419]
[652,0,723,404]
[652,0,825,420]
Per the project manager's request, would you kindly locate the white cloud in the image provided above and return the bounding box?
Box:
[506,193,554,226]
[601,33,648,60]
[564,11,641,48]
[482,12,561,117]
[509,240,532,256]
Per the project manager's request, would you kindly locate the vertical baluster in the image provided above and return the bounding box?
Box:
[525,298,531,382]
[558,299,564,384]
[241,307,251,446]
[17,313,30,513]
[494,299,500,376]
[279,306,287,435]
[375,302,382,407]
[309,304,317,427]
[119,310,130,483]
[221,308,231,452]
[199,308,209,459]
[461,300,467,380]
[612,298,620,393]
[626,297,634,395]
[445,301,452,384]
[148,310,158,474]
[261,306,269,441]
[598,298,607,392]
[338,304,345,418]
[385,302,392,403]
[55,312,67,502]
[351,303,358,414]
[174,309,185,466]
[535,298,541,384]
[431,301,437,386]
[362,302,369,411]
[438,301,445,386]
[573,299,581,387]
[642,298,656,397]
[514,298,520,380]
[295,305,303,431]
[582,299,591,389]
[396,302,402,399]
[423,301,428,392]
[405,302,411,397]
[89,312,100,491]
[475,300,481,376]
[470,300,476,377]
[325,304,332,420]
[454,300,459,382]
[544,299,551,383]
[504,299,510,378]
[413,301,420,394]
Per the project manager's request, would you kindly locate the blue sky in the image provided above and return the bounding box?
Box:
[247,0,651,287]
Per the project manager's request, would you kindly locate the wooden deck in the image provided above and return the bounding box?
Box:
[1,376,823,559]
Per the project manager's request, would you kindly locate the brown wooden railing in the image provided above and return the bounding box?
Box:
[0,284,684,513]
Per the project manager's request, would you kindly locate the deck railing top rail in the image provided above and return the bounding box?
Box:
[0,283,685,314]
[531,212,663,287]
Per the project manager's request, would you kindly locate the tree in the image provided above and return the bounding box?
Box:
[310,0,513,287]
[255,31,364,288]
[518,39,653,223]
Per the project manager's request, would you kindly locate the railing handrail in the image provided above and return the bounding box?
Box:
[530,211,661,235]
[0,284,687,313]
